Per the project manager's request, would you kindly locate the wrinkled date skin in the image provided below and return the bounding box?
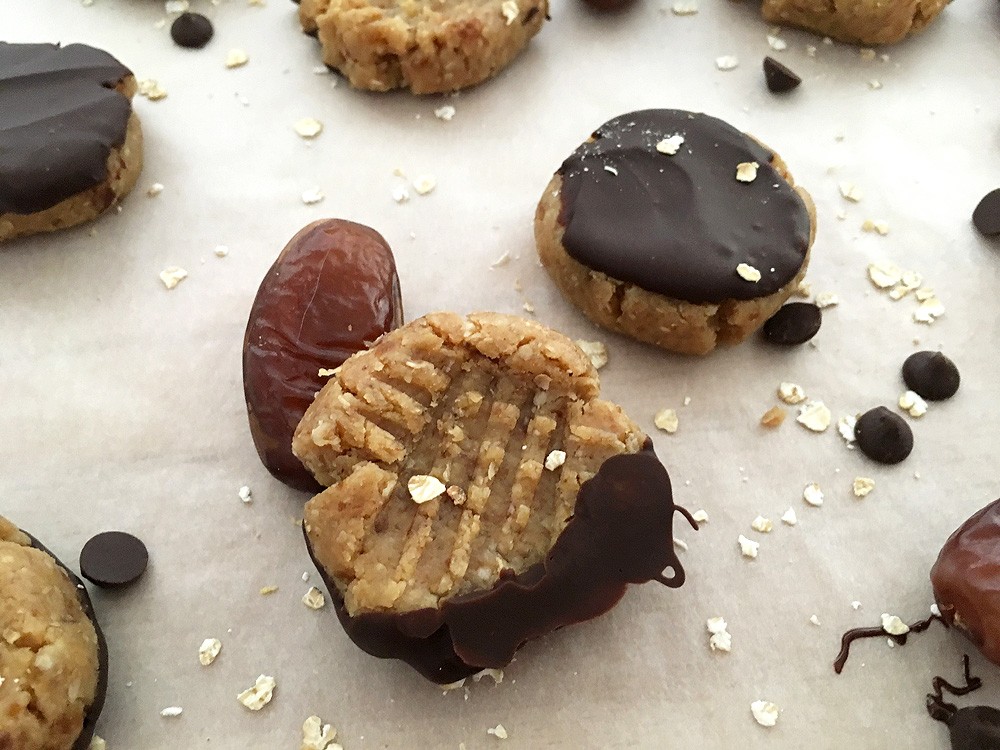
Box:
[243,219,403,492]
[931,498,1000,667]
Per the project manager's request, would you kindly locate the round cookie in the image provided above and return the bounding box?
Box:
[760,0,948,45]
[293,312,691,682]
[535,109,816,356]
[0,43,143,243]
[297,0,549,94]
[0,515,107,750]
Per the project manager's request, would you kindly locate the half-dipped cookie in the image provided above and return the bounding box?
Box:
[535,109,815,355]
[0,43,143,242]
[0,515,107,750]
[294,312,691,682]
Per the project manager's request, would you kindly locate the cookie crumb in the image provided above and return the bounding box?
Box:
[852,477,875,498]
[839,182,863,202]
[735,162,760,183]
[751,700,780,727]
[413,175,437,195]
[472,668,505,685]
[160,706,183,718]
[760,406,786,428]
[751,516,773,533]
[138,78,168,101]
[487,724,509,740]
[803,483,824,507]
[898,390,928,417]
[294,118,323,139]
[260,586,279,595]
[446,485,467,505]
[815,292,839,308]
[500,0,518,24]
[738,535,760,559]
[778,382,806,405]
[225,48,249,68]
[301,715,340,750]
[796,400,831,432]
[692,509,709,524]
[837,415,857,446]
[434,105,456,121]
[671,1,699,13]
[214,245,230,258]
[767,34,787,51]
[544,450,566,471]
[408,475,446,504]
[147,182,165,197]
[199,638,222,666]
[881,613,909,636]
[809,614,821,626]
[654,408,679,434]
[238,485,252,504]
[391,184,410,203]
[88,738,106,750]
[707,616,732,652]
[861,219,889,235]
[796,280,812,298]
[736,262,762,282]
[868,79,883,90]
[673,537,688,551]
[575,339,608,370]
[655,134,685,155]
[301,188,325,205]
[159,266,188,290]
[302,586,326,610]
[852,601,862,610]
[716,55,739,71]
[237,675,276,711]
[781,507,797,526]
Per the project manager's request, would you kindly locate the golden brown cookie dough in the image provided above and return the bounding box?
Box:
[297,0,549,94]
[760,0,948,45]
[0,517,101,750]
[535,110,816,356]
[294,311,645,615]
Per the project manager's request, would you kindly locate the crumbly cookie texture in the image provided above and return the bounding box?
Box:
[761,0,947,45]
[294,312,645,615]
[0,79,143,243]
[535,148,815,356]
[298,0,549,93]
[0,517,100,750]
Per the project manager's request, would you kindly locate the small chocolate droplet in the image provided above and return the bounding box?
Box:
[973,189,1000,237]
[854,406,913,464]
[763,56,801,93]
[170,12,214,49]
[80,531,149,589]
[903,351,960,401]
[762,302,821,345]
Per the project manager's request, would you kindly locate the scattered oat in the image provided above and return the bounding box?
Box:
[490,251,511,268]
[736,162,759,183]
[408,475,446,504]
[767,34,787,51]
[859,48,876,61]
[472,668,505,684]
[655,134,685,155]
[760,406,786,428]
[413,175,437,195]
[446,485,467,505]
[913,296,945,324]
[147,182,164,197]
[603,165,619,176]
[238,485,252,504]
[869,79,883,90]
[889,270,923,300]
[199,638,222,666]
[500,0,518,24]
[165,0,189,11]
[838,415,857,446]
[796,400,831,432]
[160,706,183,717]
[522,301,535,314]
[683,396,692,406]
[707,617,732,652]
[781,507,798,526]
[815,291,839,309]
[488,724,509,740]
[738,535,760,559]
[778,382,806,405]
[237,675,276,711]
[544,450,566,471]
[654,408,679,434]
[803,483,824,507]
[671,1,698,13]
[716,55,739,71]
[692,509,709,524]
[434,105,456,121]
[301,715,340,750]
[294,118,323,139]
[806,45,817,57]
[852,601,862,610]
[881,613,909,636]
[839,182,864,202]
[899,390,928,418]
[225,48,249,68]
[88,738,106,750]
[796,280,812,298]
[302,586,326,610]
[861,219,890,235]
[214,245,230,258]
[751,516,773,533]
[751,700,780,727]
[736,262,761,282]
[159,266,188,290]
[318,368,337,377]
[575,339,608,370]
[301,188,325,205]
[809,614,822,626]
[260,586,279,596]
[673,537,688,551]
[391,184,410,203]
[853,477,875,498]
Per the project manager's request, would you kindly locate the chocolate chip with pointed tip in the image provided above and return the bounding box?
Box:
[763,56,801,93]
[762,302,821,345]
[973,189,1000,237]
[170,12,214,49]
[903,351,960,401]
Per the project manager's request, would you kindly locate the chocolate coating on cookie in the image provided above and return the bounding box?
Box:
[903,351,960,401]
[306,442,692,683]
[556,109,811,304]
[762,302,821,345]
[0,43,133,215]
[854,406,913,464]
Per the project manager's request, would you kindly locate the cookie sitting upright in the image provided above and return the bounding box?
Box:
[0,43,143,242]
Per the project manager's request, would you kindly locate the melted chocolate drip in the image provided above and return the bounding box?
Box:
[557,109,811,304]
[305,440,693,683]
[0,43,133,216]
[834,613,944,674]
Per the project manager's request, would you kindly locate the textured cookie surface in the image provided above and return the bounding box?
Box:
[0,517,101,750]
[0,43,143,242]
[297,0,548,93]
[760,0,947,44]
[295,311,645,615]
[536,109,815,355]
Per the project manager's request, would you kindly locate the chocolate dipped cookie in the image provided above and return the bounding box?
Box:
[535,109,815,356]
[0,515,107,750]
[297,0,549,94]
[0,43,143,242]
[293,312,691,682]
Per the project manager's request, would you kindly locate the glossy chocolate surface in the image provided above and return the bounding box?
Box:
[557,109,811,304]
[80,531,148,589]
[763,56,801,93]
[0,43,132,216]
[854,406,913,464]
[973,189,1000,237]
[170,13,214,49]
[243,219,403,492]
[931,498,1000,667]
[762,302,821,345]
[306,441,693,683]
[903,351,960,401]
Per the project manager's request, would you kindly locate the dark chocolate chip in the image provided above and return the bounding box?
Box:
[949,706,1000,749]
[762,302,821,345]
[170,12,214,49]
[903,351,960,401]
[80,531,148,588]
[763,56,801,93]
[973,189,1000,237]
[854,406,913,464]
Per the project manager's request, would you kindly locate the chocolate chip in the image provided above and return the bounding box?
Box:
[973,189,1000,237]
[854,406,913,464]
[949,706,1000,749]
[170,12,214,49]
[763,56,801,94]
[903,351,960,401]
[80,531,149,589]
[762,302,821,345]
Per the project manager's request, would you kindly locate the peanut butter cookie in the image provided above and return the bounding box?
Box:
[761,0,948,45]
